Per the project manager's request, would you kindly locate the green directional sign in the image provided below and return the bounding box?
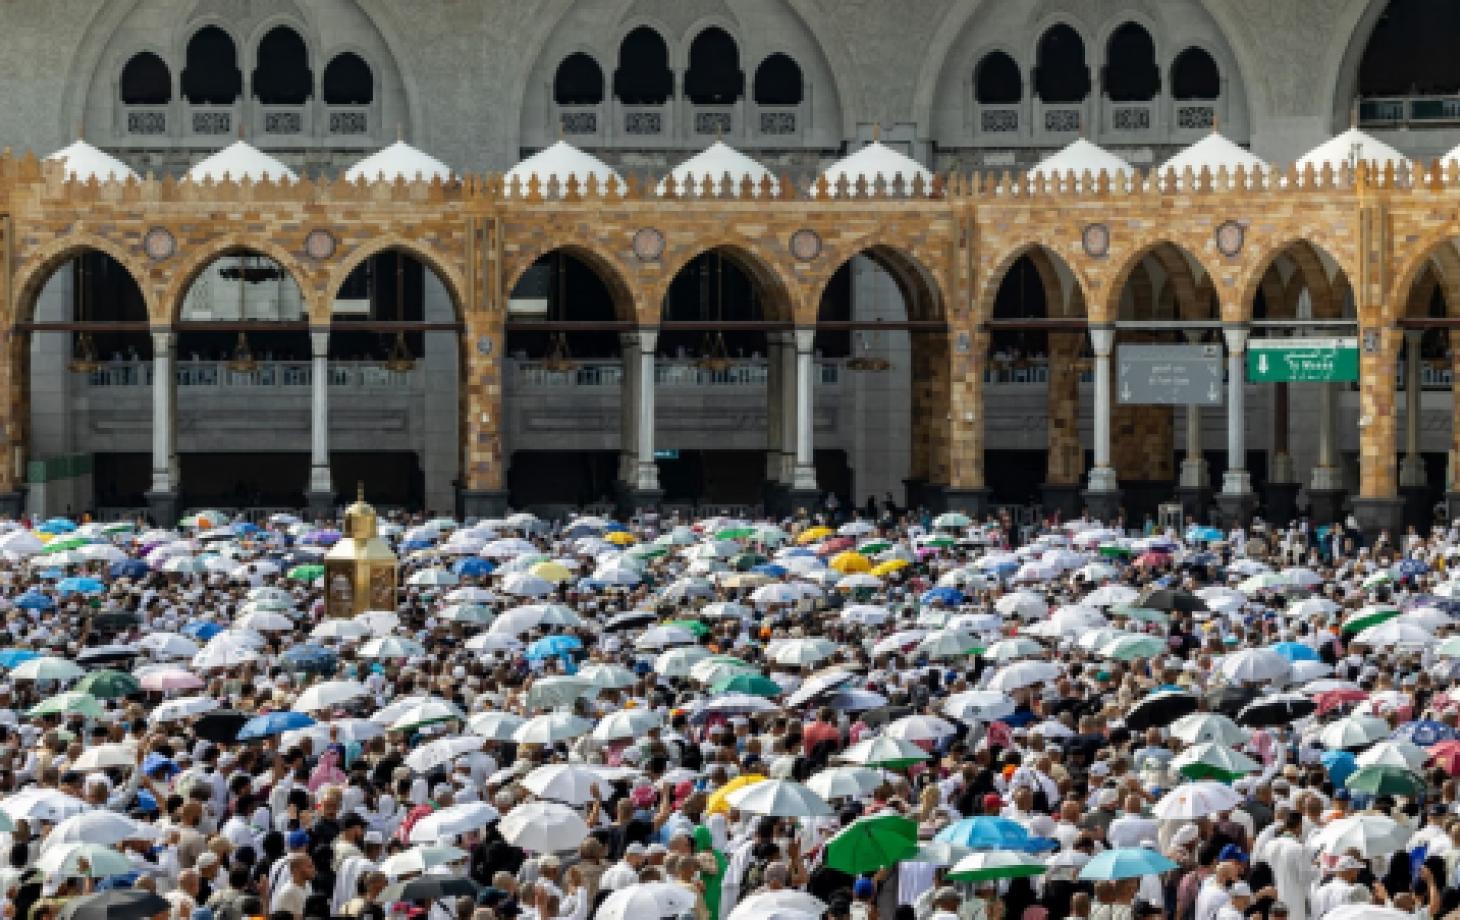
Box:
[1247,338,1359,383]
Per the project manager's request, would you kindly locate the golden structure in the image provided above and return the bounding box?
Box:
[2,153,1460,535]
[323,484,399,618]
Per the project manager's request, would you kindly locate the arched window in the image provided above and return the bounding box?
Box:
[181,27,242,104]
[1171,47,1220,100]
[1359,0,1460,96]
[613,27,672,105]
[1034,24,1090,103]
[252,26,312,105]
[684,27,744,104]
[121,52,172,105]
[753,53,803,105]
[975,51,1021,104]
[1103,23,1159,101]
[323,53,373,105]
[554,53,604,105]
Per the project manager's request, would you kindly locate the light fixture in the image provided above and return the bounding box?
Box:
[227,331,258,373]
[379,252,415,372]
[540,252,577,372]
[693,252,736,373]
[847,330,891,372]
[694,330,733,373]
[68,255,102,373]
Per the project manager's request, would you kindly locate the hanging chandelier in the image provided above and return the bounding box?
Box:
[847,330,891,372]
[379,253,415,372]
[540,252,577,372]
[68,256,102,373]
[227,331,258,373]
[693,253,736,373]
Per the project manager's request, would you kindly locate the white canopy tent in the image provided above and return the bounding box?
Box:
[820,142,933,196]
[344,141,452,183]
[188,141,298,183]
[505,141,622,196]
[45,140,138,183]
[658,141,777,197]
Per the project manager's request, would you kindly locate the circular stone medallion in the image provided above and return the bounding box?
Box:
[142,227,176,262]
[789,228,822,262]
[304,229,338,261]
[476,335,494,357]
[1215,220,1245,257]
[632,227,665,263]
[1081,223,1110,259]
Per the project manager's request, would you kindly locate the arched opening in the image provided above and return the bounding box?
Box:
[1171,47,1220,100]
[121,52,172,105]
[974,51,1021,104]
[753,53,803,106]
[1359,0,1460,97]
[1034,24,1090,103]
[554,53,604,105]
[252,26,313,105]
[181,27,242,105]
[1103,22,1159,102]
[684,27,744,105]
[331,249,462,511]
[25,251,151,516]
[323,53,373,105]
[613,27,673,105]
[505,250,626,511]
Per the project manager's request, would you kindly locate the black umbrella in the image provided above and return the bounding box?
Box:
[193,710,251,744]
[1136,588,1207,613]
[76,644,140,667]
[604,611,657,632]
[1210,685,1262,718]
[385,877,480,902]
[859,704,914,729]
[1124,691,1198,731]
[89,612,141,633]
[60,890,171,920]
[1237,693,1317,727]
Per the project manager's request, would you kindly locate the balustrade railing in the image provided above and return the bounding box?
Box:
[84,360,414,388]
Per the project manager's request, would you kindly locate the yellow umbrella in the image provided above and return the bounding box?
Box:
[707,774,767,815]
[604,531,638,546]
[531,561,573,584]
[796,526,834,545]
[830,551,872,574]
[870,559,910,578]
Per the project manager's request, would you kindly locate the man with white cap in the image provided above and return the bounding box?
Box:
[1257,811,1311,920]
[599,842,645,891]
[1309,855,1365,919]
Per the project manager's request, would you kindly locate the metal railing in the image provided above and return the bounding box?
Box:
[509,359,843,388]
[85,360,415,388]
[1360,96,1460,128]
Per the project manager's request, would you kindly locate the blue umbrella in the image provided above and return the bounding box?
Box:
[56,577,105,596]
[281,644,338,675]
[1320,750,1358,787]
[1395,559,1429,579]
[1271,641,1319,663]
[780,548,816,558]
[920,586,965,606]
[301,530,341,547]
[525,635,583,660]
[37,518,77,534]
[1185,525,1224,543]
[1079,848,1179,880]
[452,558,495,577]
[231,522,261,536]
[0,649,38,669]
[1393,720,1457,746]
[181,621,223,641]
[15,591,54,610]
[751,564,788,577]
[109,559,149,579]
[237,711,315,741]
[401,538,435,552]
[935,817,1055,852]
[602,522,629,533]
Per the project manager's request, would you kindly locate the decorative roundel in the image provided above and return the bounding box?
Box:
[1081,223,1110,259]
[142,227,176,262]
[1215,220,1245,258]
[789,228,823,262]
[304,229,338,261]
[632,227,665,263]
[476,335,494,357]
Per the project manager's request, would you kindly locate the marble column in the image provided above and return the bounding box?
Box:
[791,328,818,493]
[634,329,660,494]
[145,330,179,524]
[1216,325,1255,526]
[306,329,333,518]
[1086,325,1117,493]
[618,333,639,487]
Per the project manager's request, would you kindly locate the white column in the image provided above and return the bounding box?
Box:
[150,330,175,493]
[618,333,639,484]
[1311,381,1343,490]
[1401,329,1427,487]
[635,329,659,492]
[792,328,818,491]
[309,329,332,494]
[779,332,798,483]
[1087,326,1117,492]
[1222,326,1252,495]
[1180,330,1209,489]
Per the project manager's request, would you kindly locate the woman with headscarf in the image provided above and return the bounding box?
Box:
[307,747,346,793]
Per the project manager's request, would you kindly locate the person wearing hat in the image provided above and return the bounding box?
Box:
[1309,854,1365,920]
[599,842,646,892]
[1255,811,1311,920]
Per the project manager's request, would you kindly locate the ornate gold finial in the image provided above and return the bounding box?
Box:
[357,481,365,502]
[397,122,404,143]
[872,122,881,142]
[1212,112,1220,135]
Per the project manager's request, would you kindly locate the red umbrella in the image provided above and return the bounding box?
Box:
[816,537,856,556]
[1134,551,1172,568]
[1315,688,1368,716]
[1430,740,1460,775]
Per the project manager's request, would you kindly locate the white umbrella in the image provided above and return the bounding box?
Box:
[1168,713,1248,747]
[1083,585,1139,608]
[378,844,468,879]
[987,660,1061,691]
[10,657,84,682]
[136,632,200,659]
[727,892,827,920]
[591,709,662,742]
[884,715,958,742]
[501,572,554,597]
[1317,715,1390,750]
[467,711,526,741]
[33,842,131,878]
[0,788,87,822]
[805,767,884,800]
[654,646,711,677]
[595,883,698,920]
[1311,815,1410,857]
[354,610,400,635]
[1357,741,1427,771]
[636,625,696,650]
[408,568,459,588]
[943,690,1014,723]
[1151,782,1241,819]
[466,633,523,655]
[360,636,426,659]
[149,695,219,723]
[291,680,368,713]
[70,744,137,772]
[408,802,501,842]
[994,592,1047,619]
[577,663,636,690]
[837,736,930,767]
[916,629,980,660]
[404,736,485,774]
[981,637,1044,662]
[1354,620,1433,647]
[725,779,833,817]
[389,698,465,731]
[522,763,603,805]
[770,637,837,667]
[499,801,588,851]
[311,619,372,642]
[1218,648,1292,684]
[513,712,593,744]
[282,718,385,747]
[41,812,155,852]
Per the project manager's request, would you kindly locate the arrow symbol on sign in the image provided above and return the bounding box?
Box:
[1121,382,1132,402]
[1208,382,1219,402]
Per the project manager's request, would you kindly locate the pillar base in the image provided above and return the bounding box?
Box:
[1263,481,1301,527]
[1307,488,1348,527]
[620,489,663,517]
[145,490,180,528]
[1446,492,1460,525]
[762,481,789,518]
[0,491,24,520]
[1081,488,1123,525]
[1039,483,1082,520]
[783,489,820,520]
[459,489,510,520]
[305,490,335,522]
[1215,490,1258,529]
[1400,484,1432,531]
[1351,497,1405,544]
[1176,486,1213,524]
[1121,480,1175,527]
[940,488,991,518]
[902,478,928,512]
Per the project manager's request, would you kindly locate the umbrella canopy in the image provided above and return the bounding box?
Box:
[935,816,1049,852]
[948,850,1047,883]
[1078,848,1179,880]
[838,736,930,769]
[1168,713,1248,746]
[498,801,588,851]
[1152,782,1241,819]
[1311,815,1410,857]
[1125,691,1199,731]
[1172,742,1261,782]
[407,802,500,843]
[726,779,833,817]
[595,883,699,920]
[1344,765,1426,797]
[59,891,171,920]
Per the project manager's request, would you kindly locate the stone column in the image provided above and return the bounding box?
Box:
[1448,330,1460,523]
[145,329,179,525]
[1216,325,1256,525]
[1082,324,1120,521]
[632,328,661,503]
[1353,326,1405,539]
[1308,380,1346,525]
[617,333,639,490]
[1399,329,1430,526]
[1178,331,1213,521]
[1265,381,1301,525]
[306,328,333,520]
[1040,332,1083,518]
[779,331,798,485]
[790,328,819,505]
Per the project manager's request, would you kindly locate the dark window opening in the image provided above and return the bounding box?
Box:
[252,26,312,105]
[684,27,744,104]
[505,252,621,360]
[554,53,604,105]
[753,53,803,106]
[121,52,172,105]
[181,27,242,105]
[1171,47,1220,100]
[990,254,1049,358]
[1103,23,1159,102]
[1359,0,1460,97]
[331,251,427,360]
[613,27,673,105]
[660,251,763,359]
[1034,24,1090,103]
[323,53,373,105]
[975,51,1021,104]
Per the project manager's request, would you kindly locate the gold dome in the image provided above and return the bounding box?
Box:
[343,482,378,540]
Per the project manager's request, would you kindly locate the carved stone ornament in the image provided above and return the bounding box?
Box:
[142,227,176,262]
[1215,220,1245,257]
[304,229,337,261]
[1081,223,1110,259]
[632,227,665,262]
[476,335,494,357]
[789,229,822,262]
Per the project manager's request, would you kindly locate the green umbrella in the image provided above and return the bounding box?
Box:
[824,814,918,874]
[626,544,668,560]
[1099,544,1133,559]
[729,552,769,572]
[1341,607,1400,636]
[1344,765,1426,797]
[75,670,140,700]
[287,564,325,582]
[857,540,893,555]
[920,535,955,549]
[668,619,711,638]
[932,512,971,529]
[716,527,756,541]
[41,537,89,554]
[1172,742,1261,783]
[1113,607,1169,626]
[947,850,1048,883]
[29,691,105,720]
[1099,635,1167,661]
[710,672,783,698]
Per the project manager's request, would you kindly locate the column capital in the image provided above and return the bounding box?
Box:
[1405,328,1425,346]
[309,327,329,357]
[794,327,816,353]
[1087,325,1115,357]
[636,327,658,352]
[149,328,174,350]
[1222,324,1249,353]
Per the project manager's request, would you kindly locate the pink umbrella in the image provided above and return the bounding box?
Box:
[139,668,204,692]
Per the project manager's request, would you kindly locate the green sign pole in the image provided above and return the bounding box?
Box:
[1246,338,1360,383]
